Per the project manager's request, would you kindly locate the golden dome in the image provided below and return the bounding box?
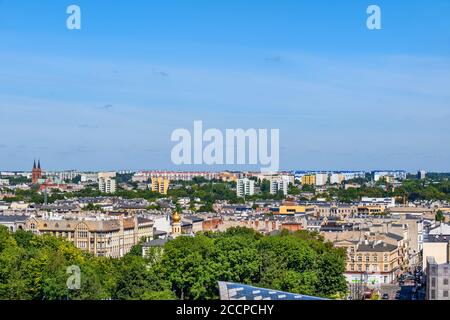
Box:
[172,211,181,223]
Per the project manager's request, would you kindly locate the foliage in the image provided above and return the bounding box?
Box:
[436,210,445,222]
[0,226,347,300]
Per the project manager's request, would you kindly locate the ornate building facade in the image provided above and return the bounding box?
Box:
[25,215,153,258]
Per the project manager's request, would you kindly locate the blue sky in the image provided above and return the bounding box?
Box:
[0,0,449,172]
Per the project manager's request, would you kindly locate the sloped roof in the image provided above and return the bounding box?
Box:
[218,282,328,300]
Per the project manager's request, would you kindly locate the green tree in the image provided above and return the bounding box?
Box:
[436,210,445,222]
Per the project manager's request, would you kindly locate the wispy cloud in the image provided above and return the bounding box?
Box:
[265,56,282,63]
[152,69,169,77]
[100,104,113,110]
[77,123,99,129]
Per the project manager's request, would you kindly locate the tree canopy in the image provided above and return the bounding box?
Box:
[0,226,347,300]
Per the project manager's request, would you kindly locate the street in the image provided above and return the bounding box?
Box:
[379,267,425,300]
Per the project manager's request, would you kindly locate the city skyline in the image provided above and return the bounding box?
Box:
[0,158,432,175]
[1,0,450,171]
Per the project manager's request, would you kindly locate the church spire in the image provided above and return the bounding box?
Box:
[38,159,41,169]
[33,159,36,169]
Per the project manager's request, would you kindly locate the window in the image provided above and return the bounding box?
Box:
[76,223,88,238]
[444,278,449,286]
[431,290,436,300]
[444,291,449,298]
[384,264,389,272]
[432,277,436,288]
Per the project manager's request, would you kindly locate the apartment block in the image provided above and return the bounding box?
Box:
[98,172,117,194]
[315,174,328,186]
[301,175,316,186]
[269,177,288,196]
[151,177,170,195]
[236,178,255,197]
[330,174,345,185]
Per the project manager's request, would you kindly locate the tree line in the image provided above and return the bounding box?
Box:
[0,226,347,300]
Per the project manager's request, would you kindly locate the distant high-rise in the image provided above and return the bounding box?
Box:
[151,177,170,195]
[236,178,255,197]
[418,170,427,180]
[32,159,43,184]
[315,173,328,186]
[270,177,288,196]
[98,172,117,193]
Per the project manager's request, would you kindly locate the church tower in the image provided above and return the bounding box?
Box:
[171,211,182,238]
[32,159,43,184]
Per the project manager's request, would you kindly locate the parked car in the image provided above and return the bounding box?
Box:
[382,293,389,300]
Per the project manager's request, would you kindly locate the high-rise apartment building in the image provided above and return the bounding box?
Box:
[418,170,427,180]
[270,178,288,196]
[301,175,316,186]
[315,174,328,186]
[330,173,345,185]
[151,177,170,195]
[98,172,117,193]
[236,178,255,197]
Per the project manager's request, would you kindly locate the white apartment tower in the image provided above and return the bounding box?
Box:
[315,173,328,186]
[418,170,427,180]
[269,177,289,196]
[236,178,255,197]
[98,172,117,194]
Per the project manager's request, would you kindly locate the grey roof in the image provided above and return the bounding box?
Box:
[0,215,28,223]
[386,233,403,241]
[153,229,167,236]
[142,239,168,247]
[426,235,450,243]
[183,216,204,223]
[358,242,397,252]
